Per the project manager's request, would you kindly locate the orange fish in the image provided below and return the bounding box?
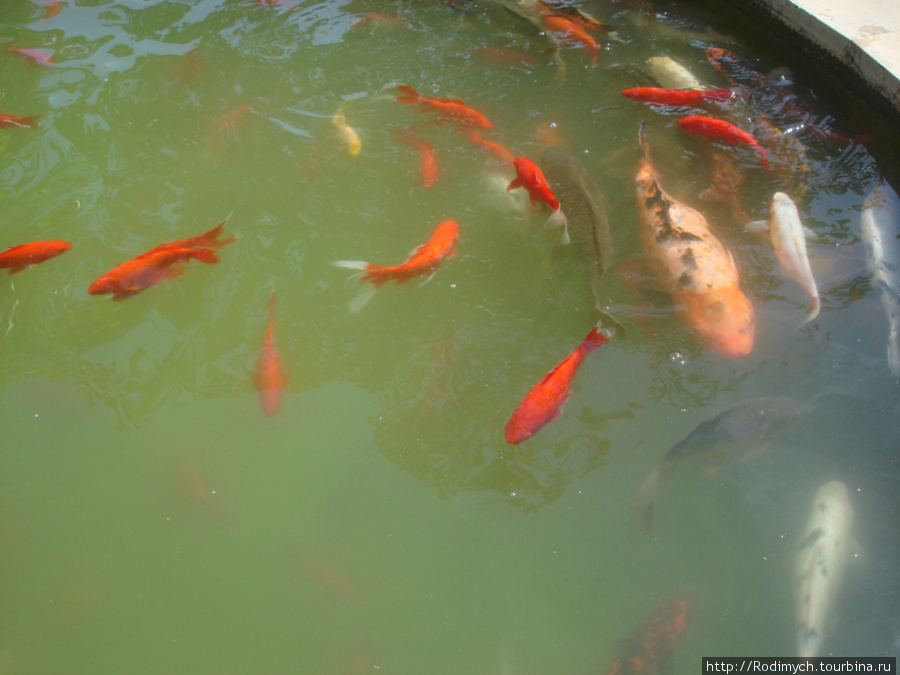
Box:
[205,103,253,150]
[395,127,439,189]
[542,15,600,66]
[466,131,515,165]
[635,124,754,358]
[621,87,734,107]
[45,0,62,18]
[394,85,492,131]
[678,115,769,170]
[89,221,234,300]
[604,599,690,674]
[255,291,288,417]
[508,156,568,241]
[5,45,53,66]
[333,219,458,290]
[505,326,611,444]
[0,114,40,128]
[0,240,71,274]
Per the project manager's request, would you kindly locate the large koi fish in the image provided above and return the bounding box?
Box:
[634,124,754,358]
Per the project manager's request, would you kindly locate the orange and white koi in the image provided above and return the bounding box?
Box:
[333,219,458,289]
[604,599,690,674]
[505,327,611,444]
[0,240,71,274]
[621,87,734,107]
[508,156,568,242]
[678,115,770,170]
[465,131,515,165]
[255,291,288,417]
[395,127,439,189]
[5,45,53,66]
[635,124,755,358]
[394,85,492,131]
[0,114,40,128]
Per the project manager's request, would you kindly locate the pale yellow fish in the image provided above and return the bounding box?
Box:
[794,480,854,658]
[332,111,361,157]
[768,192,820,324]
[647,55,706,91]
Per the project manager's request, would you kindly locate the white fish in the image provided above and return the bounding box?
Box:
[332,110,361,157]
[647,55,705,91]
[860,184,900,377]
[768,192,820,324]
[794,480,854,657]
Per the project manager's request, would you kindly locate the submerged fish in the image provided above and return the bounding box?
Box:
[508,156,568,242]
[604,599,690,675]
[631,397,810,532]
[678,115,769,170]
[860,184,900,377]
[758,192,820,324]
[255,291,288,417]
[647,55,705,91]
[635,124,755,358]
[332,108,362,157]
[0,240,71,274]
[540,146,613,311]
[794,480,854,657]
[505,326,612,444]
[394,85,492,131]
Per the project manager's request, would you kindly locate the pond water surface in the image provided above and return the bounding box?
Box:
[1,0,898,672]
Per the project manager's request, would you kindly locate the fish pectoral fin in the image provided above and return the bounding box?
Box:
[162,265,189,280]
[740,442,770,462]
[417,271,437,287]
[745,219,769,234]
[507,177,524,191]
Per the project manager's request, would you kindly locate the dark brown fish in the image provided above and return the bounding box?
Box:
[632,397,810,532]
[540,146,613,312]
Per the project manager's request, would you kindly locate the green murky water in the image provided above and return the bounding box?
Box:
[1,1,898,672]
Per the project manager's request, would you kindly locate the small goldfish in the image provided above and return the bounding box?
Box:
[395,127,439,189]
[0,114,40,128]
[635,124,754,358]
[505,326,611,444]
[5,45,53,66]
[89,247,221,301]
[333,220,458,291]
[332,108,362,157]
[678,115,770,170]
[621,87,734,106]
[45,0,62,18]
[465,131,515,165]
[89,221,234,300]
[508,156,568,242]
[0,240,71,274]
[394,85,492,131]
[604,599,690,674]
[255,291,288,417]
[542,15,600,66]
[205,103,253,151]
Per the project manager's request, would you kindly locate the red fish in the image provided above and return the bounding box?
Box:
[88,247,221,301]
[333,220,458,290]
[705,47,768,88]
[255,291,288,417]
[542,15,600,66]
[88,221,234,300]
[395,127,439,189]
[621,87,734,106]
[466,131,515,165]
[394,85,492,131]
[604,599,690,674]
[45,0,62,18]
[505,327,611,444]
[507,156,568,241]
[0,114,40,128]
[5,45,53,66]
[0,240,71,274]
[678,115,769,170]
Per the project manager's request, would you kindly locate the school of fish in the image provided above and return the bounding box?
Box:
[3,0,894,667]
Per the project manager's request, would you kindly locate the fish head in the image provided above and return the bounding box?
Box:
[682,286,755,358]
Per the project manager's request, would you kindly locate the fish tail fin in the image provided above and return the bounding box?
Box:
[755,144,770,170]
[394,85,421,104]
[19,115,40,128]
[545,208,569,244]
[800,296,820,326]
[332,260,371,271]
[348,284,377,313]
[192,248,220,264]
[580,326,613,354]
[631,466,662,534]
[638,121,650,161]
